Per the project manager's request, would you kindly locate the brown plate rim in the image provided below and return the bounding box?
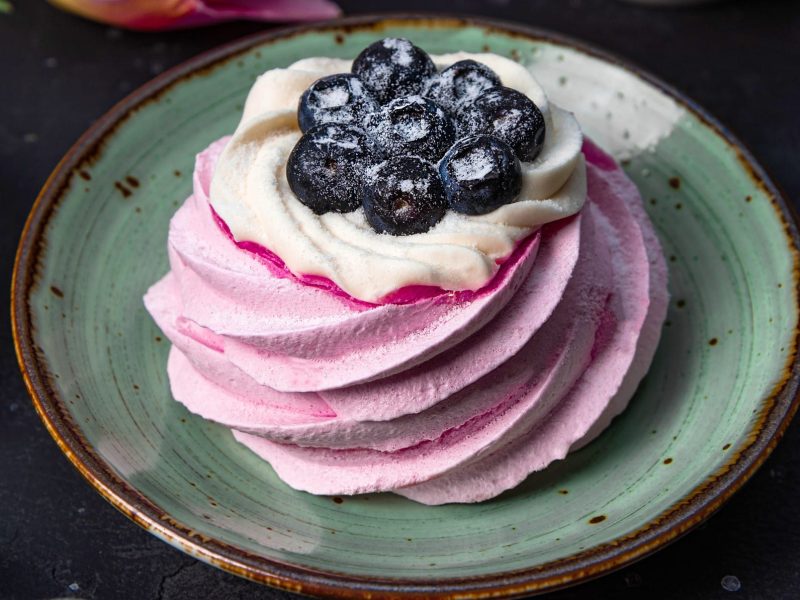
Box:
[11,13,800,600]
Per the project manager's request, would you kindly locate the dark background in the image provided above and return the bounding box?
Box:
[2,1,799,599]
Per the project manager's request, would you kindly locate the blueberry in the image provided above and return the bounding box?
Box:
[287,124,373,214]
[457,86,546,161]
[439,135,522,215]
[423,60,501,112]
[362,156,446,235]
[297,73,378,133]
[364,95,455,162]
[352,38,436,104]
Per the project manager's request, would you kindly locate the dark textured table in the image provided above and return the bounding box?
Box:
[2,1,799,599]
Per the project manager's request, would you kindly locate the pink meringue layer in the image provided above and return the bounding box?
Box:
[144,138,668,504]
[152,138,542,393]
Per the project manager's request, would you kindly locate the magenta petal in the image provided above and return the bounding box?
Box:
[174,0,341,29]
[125,0,341,31]
[200,0,341,20]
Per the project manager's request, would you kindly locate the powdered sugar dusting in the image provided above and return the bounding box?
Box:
[457,87,545,161]
[316,85,349,108]
[398,177,431,195]
[364,95,454,162]
[424,60,501,112]
[394,116,431,141]
[314,132,360,150]
[300,74,378,131]
[493,108,522,136]
[455,68,497,101]
[383,37,414,66]
[451,146,495,181]
[353,37,436,103]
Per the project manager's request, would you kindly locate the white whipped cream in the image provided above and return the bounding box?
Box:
[210,52,585,302]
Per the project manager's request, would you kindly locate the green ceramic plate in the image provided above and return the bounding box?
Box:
[13,15,800,599]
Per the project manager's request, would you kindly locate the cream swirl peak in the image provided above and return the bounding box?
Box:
[209,52,585,303]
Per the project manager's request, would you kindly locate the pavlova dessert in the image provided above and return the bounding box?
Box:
[144,38,668,505]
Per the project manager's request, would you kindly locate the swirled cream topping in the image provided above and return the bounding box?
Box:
[209,53,585,302]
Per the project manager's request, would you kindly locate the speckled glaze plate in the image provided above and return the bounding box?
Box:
[12,15,800,599]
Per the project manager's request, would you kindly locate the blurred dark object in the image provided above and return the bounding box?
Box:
[47,0,341,31]
[618,0,722,5]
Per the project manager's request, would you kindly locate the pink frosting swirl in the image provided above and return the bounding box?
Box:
[144,138,668,504]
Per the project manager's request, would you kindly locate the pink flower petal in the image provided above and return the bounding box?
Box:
[48,0,341,31]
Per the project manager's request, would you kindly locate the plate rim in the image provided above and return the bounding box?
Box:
[11,13,800,599]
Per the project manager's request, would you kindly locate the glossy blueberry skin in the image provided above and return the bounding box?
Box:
[286,124,374,214]
[362,156,447,235]
[363,95,455,162]
[423,60,501,113]
[297,73,379,133]
[457,86,546,161]
[439,135,522,215]
[352,37,437,104]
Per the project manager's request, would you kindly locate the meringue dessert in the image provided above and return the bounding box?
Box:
[144,38,668,505]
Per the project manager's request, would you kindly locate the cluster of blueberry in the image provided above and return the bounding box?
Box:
[286,38,546,235]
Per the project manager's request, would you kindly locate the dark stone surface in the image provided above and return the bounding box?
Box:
[1,1,799,598]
